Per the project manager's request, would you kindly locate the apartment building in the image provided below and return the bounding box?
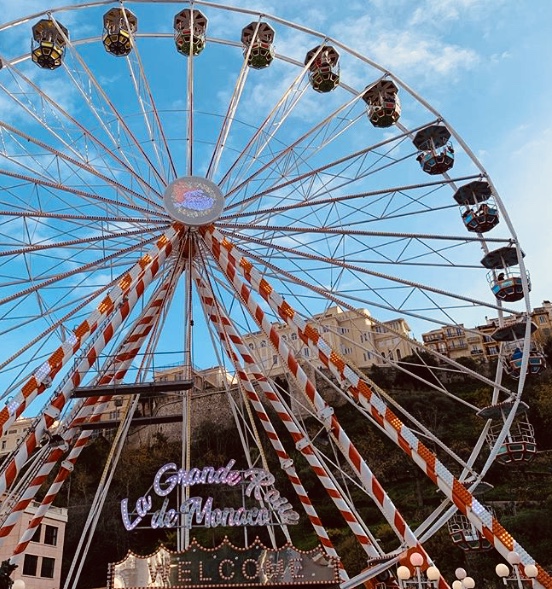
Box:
[242,305,414,375]
[421,300,552,361]
[0,502,67,589]
[422,324,486,360]
[0,418,33,458]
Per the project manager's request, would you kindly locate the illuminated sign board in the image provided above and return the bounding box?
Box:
[108,538,340,589]
[121,460,300,531]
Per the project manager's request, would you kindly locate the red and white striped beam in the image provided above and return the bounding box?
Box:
[202,229,447,588]
[204,225,552,589]
[0,227,180,439]
[8,278,176,561]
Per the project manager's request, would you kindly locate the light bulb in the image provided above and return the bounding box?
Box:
[524,564,538,579]
[495,563,510,578]
[455,568,467,580]
[397,566,411,581]
[410,552,424,567]
[426,566,440,581]
[463,576,475,589]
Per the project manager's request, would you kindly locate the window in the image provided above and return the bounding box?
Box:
[23,554,38,576]
[539,315,546,324]
[248,343,254,350]
[396,349,401,360]
[303,348,309,357]
[41,557,55,579]
[363,351,371,362]
[272,355,278,366]
[44,525,58,546]
[260,340,267,348]
[291,333,297,341]
[388,350,394,360]
[31,524,42,543]
[1,441,5,450]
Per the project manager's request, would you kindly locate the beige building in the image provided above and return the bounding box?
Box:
[422,324,486,360]
[0,502,67,589]
[242,306,414,375]
[0,418,33,459]
[421,300,552,362]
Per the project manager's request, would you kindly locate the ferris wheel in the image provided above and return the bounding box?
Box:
[0,2,548,589]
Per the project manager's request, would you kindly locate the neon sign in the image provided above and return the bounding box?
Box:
[121,460,299,531]
[108,538,341,589]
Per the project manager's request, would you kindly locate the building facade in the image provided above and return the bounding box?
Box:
[242,305,414,375]
[421,300,552,361]
[422,324,485,360]
[0,503,67,589]
[0,418,33,459]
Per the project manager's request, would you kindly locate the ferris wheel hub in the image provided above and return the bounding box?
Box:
[163,176,224,226]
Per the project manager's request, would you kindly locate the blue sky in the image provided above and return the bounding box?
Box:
[0,0,551,562]
[2,0,549,306]
[0,0,550,386]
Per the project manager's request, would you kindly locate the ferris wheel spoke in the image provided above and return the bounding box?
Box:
[219,222,507,247]
[220,87,366,200]
[0,63,163,200]
[122,16,178,182]
[206,29,254,181]
[225,119,437,214]
[0,234,159,310]
[49,16,167,194]
[221,174,480,222]
[0,225,164,259]
[0,278,120,376]
[218,51,320,191]
[221,231,510,312]
[0,119,164,213]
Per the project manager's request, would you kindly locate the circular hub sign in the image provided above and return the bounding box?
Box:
[163,176,224,226]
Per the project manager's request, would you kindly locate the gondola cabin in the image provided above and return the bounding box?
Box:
[241,22,275,69]
[478,401,538,465]
[362,80,401,127]
[102,8,137,57]
[481,247,530,302]
[174,9,208,56]
[31,19,68,70]
[305,45,340,93]
[448,513,492,551]
[454,181,499,233]
[413,125,454,175]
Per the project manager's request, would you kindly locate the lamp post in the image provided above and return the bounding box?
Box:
[495,551,538,589]
[396,552,441,589]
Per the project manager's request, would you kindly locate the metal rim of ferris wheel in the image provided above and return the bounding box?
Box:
[0,2,548,589]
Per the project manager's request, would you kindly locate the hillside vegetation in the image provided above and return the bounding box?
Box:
[52,349,552,588]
